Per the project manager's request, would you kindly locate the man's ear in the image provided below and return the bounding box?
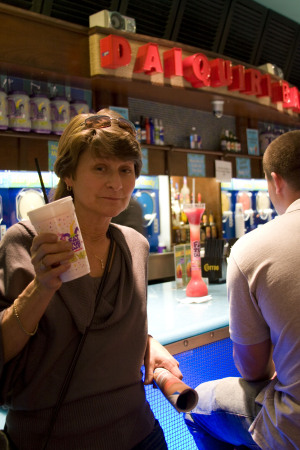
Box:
[271,172,284,195]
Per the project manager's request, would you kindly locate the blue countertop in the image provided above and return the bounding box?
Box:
[147,281,229,345]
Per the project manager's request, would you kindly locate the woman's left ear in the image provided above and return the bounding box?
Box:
[64,176,72,189]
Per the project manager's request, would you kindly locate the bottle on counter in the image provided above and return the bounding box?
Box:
[157,234,167,253]
[209,211,218,239]
[200,213,207,245]
[234,135,241,152]
[140,116,147,144]
[229,131,235,152]
[170,177,176,204]
[180,177,190,204]
[190,126,201,149]
[0,89,8,130]
[180,205,188,226]
[154,118,160,145]
[202,213,211,240]
[171,181,181,229]
[134,121,142,143]
[225,130,231,152]
[159,119,164,145]
[220,129,227,151]
[149,117,155,144]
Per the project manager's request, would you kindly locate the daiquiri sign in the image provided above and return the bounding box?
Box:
[89,32,300,115]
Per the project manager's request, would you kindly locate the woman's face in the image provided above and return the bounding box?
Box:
[65,150,136,220]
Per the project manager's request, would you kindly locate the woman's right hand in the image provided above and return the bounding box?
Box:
[1,233,74,363]
[30,233,74,292]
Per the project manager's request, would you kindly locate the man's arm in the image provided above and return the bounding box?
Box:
[233,338,275,381]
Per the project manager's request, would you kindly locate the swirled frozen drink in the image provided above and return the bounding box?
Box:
[28,196,90,282]
[183,203,208,297]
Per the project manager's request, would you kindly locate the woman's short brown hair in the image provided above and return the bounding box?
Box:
[53,108,142,200]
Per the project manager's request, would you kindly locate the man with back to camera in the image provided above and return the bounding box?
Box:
[184,130,300,449]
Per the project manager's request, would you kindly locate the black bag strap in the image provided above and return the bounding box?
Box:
[43,229,114,450]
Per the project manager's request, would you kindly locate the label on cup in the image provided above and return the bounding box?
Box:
[28,198,90,282]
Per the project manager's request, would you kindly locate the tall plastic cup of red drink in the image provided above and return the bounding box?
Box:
[183,203,208,297]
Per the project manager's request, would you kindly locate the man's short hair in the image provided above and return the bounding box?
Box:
[263,130,300,191]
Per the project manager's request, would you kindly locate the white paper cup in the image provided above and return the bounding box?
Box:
[28,196,90,282]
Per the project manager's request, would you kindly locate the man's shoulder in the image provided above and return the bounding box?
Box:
[231,218,279,256]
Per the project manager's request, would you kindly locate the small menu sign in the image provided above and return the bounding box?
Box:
[236,157,251,179]
[246,129,260,155]
[187,153,206,177]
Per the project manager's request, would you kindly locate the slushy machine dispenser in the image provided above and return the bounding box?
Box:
[221,178,276,240]
[133,175,160,252]
[133,175,170,253]
[0,170,55,239]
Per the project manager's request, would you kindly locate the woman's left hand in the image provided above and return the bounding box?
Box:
[144,335,183,385]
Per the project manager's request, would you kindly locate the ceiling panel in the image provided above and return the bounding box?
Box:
[254,11,299,76]
[0,0,37,10]
[42,0,120,26]
[281,32,300,88]
[171,0,231,52]
[218,0,267,64]
[119,0,180,39]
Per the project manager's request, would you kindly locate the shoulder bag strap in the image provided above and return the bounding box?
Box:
[43,229,114,449]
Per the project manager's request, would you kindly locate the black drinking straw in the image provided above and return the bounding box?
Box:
[34,158,49,204]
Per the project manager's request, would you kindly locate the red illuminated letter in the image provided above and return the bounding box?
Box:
[163,48,183,78]
[209,58,232,87]
[241,69,262,96]
[257,74,272,98]
[133,43,163,74]
[182,53,211,88]
[100,35,131,69]
[228,65,245,91]
[271,81,290,103]
[283,86,300,109]
[292,88,300,113]
[294,90,300,113]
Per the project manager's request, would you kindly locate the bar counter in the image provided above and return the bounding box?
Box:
[147,281,229,348]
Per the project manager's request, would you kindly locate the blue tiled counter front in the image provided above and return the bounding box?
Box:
[147,281,229,345]
[146,281,238,450]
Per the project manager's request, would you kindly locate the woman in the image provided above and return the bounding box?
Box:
[0,109,182,449]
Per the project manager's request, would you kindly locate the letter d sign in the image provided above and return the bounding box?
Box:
[100,34,131,69]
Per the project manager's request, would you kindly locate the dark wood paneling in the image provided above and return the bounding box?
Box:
[0,136,20,170]
[147,148,166,175]
[0,4,90,83]
[167,151,187,176]
[0,134,52,170]
[18,138,49,171]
